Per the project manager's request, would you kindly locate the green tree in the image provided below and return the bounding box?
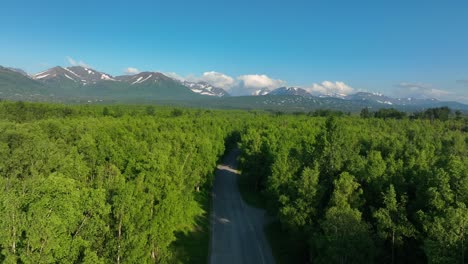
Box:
[374,185,415,264]
[102,107,110,116]
[360,107,372,118]
[278,165,321,230]
[421,205,468,264]
[314,116,357,179]
[313,172,375,263]
[145,105,156,116]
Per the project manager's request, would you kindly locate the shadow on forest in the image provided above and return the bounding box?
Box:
[171,188,211,264]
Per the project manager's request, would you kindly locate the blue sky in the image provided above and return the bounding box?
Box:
[1,0,468,101]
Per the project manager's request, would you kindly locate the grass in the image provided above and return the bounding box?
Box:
[172,188,211,263]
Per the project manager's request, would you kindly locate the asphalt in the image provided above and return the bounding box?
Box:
[209,149,275,264]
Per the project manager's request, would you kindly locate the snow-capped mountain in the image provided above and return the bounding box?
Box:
[115,72,172,85]
[260,89,443,107]
[393,97,439,105]
[344,92,439,106]
[66,66,115,82]
[268,87,311,97]
[252,88,271,96]
[3,64,464,111]
[345,92,395,105]
[33,66,115,85]
[181,81,229,97]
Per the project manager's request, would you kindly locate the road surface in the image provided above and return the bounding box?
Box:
[210,149,275,264]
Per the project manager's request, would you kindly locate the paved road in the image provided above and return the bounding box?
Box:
[210,149,275,264]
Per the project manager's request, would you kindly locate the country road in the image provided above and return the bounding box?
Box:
[209,149,275,264]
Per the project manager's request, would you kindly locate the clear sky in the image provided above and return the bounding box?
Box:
[1,0,468,101]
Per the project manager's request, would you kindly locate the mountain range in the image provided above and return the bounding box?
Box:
[1,65,467,112]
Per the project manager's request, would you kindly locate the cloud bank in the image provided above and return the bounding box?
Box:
[237,74,286,89]
[394,82,452,99]
[198,71,235,89]
[165,71,360,96]
[166,71,360,97]
[306,81,355,95]
[166,71,285,95]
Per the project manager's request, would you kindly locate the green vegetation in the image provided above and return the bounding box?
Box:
[265,221,308,264]
[0,100,467,263]
[237,170,266,209]
[171,188,211,263]
[0,101,250,263]
[238,112,468,263]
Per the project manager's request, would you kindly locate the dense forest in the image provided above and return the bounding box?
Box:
[0,100,467,263]
[239,109,468,263]
[0,101,246,263]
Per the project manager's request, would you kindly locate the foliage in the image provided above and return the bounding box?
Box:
[0,101,251,263]
[238,112,468,263]
[0,100,467,263]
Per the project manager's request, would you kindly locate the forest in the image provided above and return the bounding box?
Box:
[0,101,246,263]
[0,100,467,263]
[239,108,468,263]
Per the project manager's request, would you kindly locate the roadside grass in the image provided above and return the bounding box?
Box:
[171,188,211,263]
[237,170,308,264]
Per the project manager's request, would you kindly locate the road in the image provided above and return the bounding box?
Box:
[209,149,275,264]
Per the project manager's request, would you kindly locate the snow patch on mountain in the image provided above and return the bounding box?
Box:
[181,81,229,97]
[35,74,49,79]
[101,74,114,80]
[132,76,144,85]
[252,88,271,96]
[64,67,80,78]
[64,74,74,81]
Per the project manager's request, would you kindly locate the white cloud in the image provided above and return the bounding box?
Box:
[237,74,286,90]
[124,67,140,74]
[394,82,454,100]
[164,71,357,97]
[164,71,235,89]
[306,81,354,95]
[66,56,89,67]
[199,71,236,89]
[164,71,286,95]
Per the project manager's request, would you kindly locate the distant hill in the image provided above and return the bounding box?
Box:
[6,67,29,77]
[172,94,468,113]
[0,66,51,101]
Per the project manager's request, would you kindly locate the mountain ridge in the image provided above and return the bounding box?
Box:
[1,65,467,112]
